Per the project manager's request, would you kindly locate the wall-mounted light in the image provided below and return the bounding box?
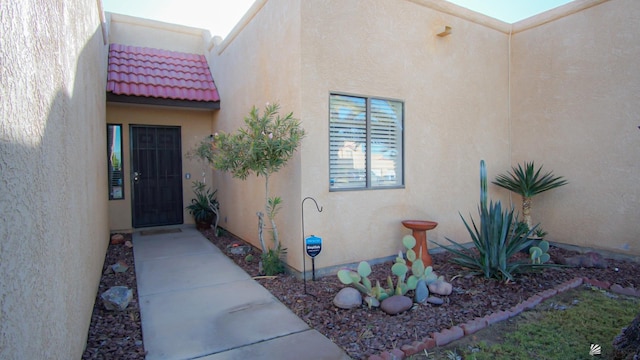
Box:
[437,26,452,37]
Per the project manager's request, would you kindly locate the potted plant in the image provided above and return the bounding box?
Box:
[186,181,219,231]
[492,161,567,237]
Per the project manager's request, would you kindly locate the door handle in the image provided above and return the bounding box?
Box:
[133,171,142,183]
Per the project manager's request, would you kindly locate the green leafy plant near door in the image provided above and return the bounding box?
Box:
[185,180,219,231]
[191,102,305,275]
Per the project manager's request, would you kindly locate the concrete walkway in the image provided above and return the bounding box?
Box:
[133,226,351,360]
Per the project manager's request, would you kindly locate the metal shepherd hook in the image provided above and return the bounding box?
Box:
[301,196,323,297]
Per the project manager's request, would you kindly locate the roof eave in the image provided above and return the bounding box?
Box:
[107,93,220,110]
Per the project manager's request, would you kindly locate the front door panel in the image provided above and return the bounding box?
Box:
[131,126,183,228]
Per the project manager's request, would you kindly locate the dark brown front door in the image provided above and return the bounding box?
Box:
[131,125,183,228]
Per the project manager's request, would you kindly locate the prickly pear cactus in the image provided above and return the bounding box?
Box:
[530,240,551,264]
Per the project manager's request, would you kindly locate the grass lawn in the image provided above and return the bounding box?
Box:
[410,286,640,360]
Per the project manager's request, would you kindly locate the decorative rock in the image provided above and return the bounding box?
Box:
[581,252,608,268]
[461,318,487,335]
[523,294,543,310]
[381,349,405,360]
[401,343,419,357]
[380,295,413,315]
[333,287,362,309]
[583,277,611,289]
[428,280,452,296]
[510,303,526,315]
[111,260,129,273]
[538,288,558,300]
[432,326,464,346]
[485,310,512,325]
[559,252,608,268]
[610,284,640,297]
[419,337,437,350]
[124,240,133,248]
[101,286,133,311]
[110,234,124,245]
[229,244,251,255]
[414,280,429,303]
[426,296,444,305]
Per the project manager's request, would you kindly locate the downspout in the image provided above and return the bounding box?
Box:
[507,26,513,206]
[508,26,512,165]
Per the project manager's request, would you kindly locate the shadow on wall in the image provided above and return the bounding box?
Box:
[0,27,109,359]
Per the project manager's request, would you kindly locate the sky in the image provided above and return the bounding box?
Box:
[102,0,575,38]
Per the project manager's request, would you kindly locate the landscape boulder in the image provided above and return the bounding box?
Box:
[429,280,453,296]
[333,287,362,309]
[558,251,608,268]
[414,280,429,304]
[426,296,444,305]
[380,295,412,315]
[111,260,129,273]
[229,244,251,255]
[101,286,133,311]
[110,234,124,245]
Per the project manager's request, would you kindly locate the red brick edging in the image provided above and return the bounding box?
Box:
[368,277,640,360]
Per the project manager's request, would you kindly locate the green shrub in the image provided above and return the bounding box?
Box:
[261,245,287,276]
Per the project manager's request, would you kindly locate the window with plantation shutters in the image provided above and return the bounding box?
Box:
[329,94,404,190]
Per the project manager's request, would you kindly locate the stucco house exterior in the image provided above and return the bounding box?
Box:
[1,0,638,358]
[208,0,640,275]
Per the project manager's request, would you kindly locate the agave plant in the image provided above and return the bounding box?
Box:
[492,161,567,230]
[436,160,555,282]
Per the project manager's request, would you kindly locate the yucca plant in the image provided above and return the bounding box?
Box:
[436,160,540,281]
[493,161,567,231]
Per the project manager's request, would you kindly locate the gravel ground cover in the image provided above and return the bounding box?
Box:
[83,229,638,360]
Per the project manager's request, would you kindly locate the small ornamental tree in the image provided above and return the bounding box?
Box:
[193,102,305,261]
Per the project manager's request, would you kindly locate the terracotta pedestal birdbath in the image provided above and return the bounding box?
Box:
[401,220,438,266]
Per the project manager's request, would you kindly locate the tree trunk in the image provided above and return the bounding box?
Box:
[522,196,533,230]
[257,211,266,253]
[613,311,640,359]
[263,174,279,250]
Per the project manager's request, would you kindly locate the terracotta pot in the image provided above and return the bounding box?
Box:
[195,218,213,231]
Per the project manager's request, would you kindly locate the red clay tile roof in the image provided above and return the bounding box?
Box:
[107,44,220,102]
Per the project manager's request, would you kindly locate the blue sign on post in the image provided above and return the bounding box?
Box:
[305,235,322,258]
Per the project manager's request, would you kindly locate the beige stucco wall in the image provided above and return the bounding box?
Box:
[107,13,210,54]
[0,1,108,358]
[510,0,640,255]
[107,104,214,231]
[209,0,511,272]
[296,0,513,271]
[207,0,304,257]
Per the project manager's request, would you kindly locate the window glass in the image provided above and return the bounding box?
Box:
[329,94,403,190]
[107,124,124,200]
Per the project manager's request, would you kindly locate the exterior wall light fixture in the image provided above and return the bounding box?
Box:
[437,26,452,37]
